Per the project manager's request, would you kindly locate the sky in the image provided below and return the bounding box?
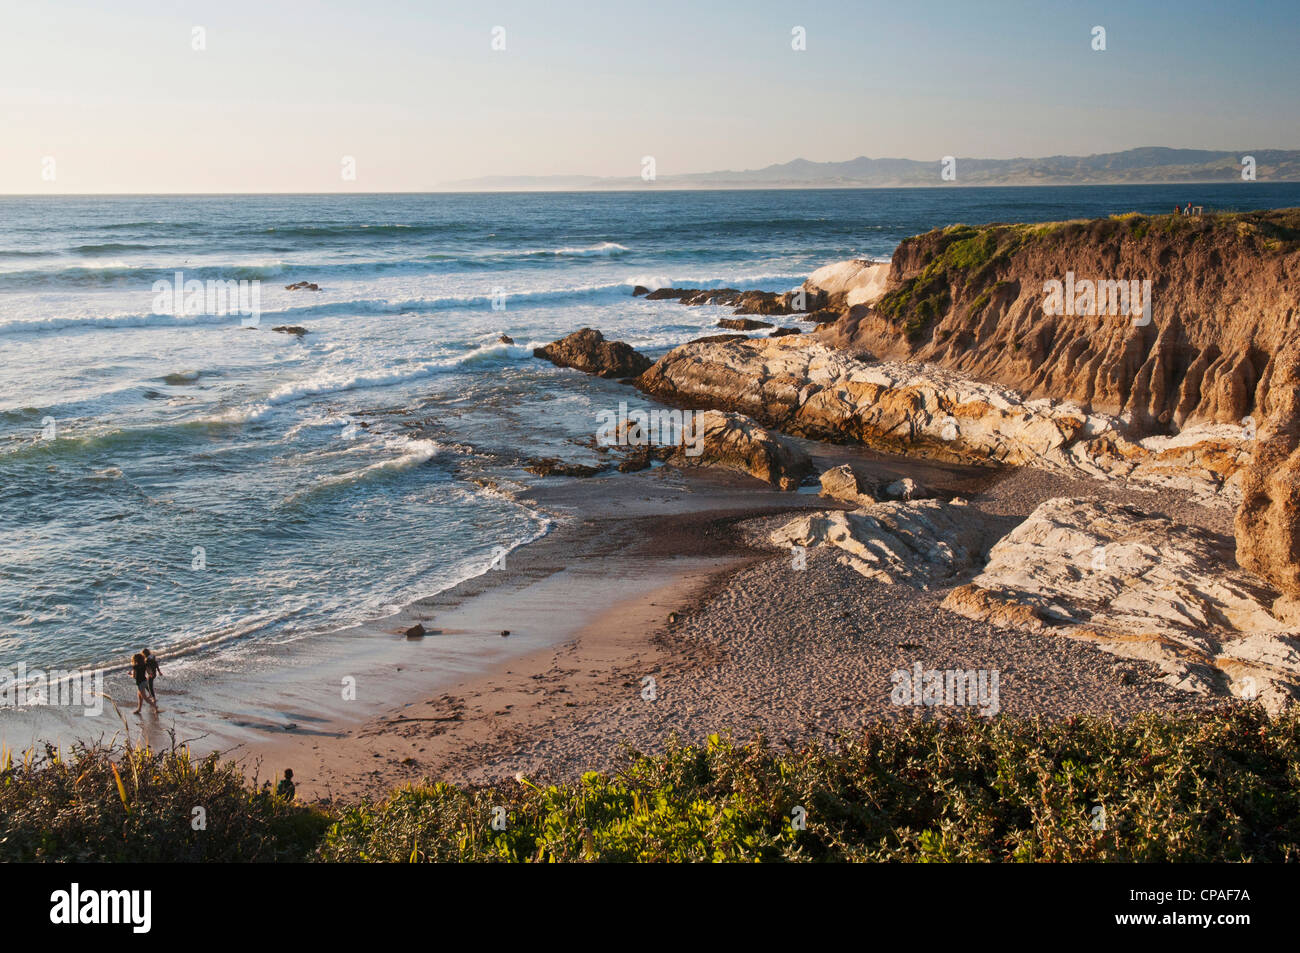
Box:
[2,0,1298,193]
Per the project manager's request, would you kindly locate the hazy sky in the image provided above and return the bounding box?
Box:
[3,0,1298,193]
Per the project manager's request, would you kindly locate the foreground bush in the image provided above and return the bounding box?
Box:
[320,706,1300,862]
[0,741,328,861]
[3,706,1298,862]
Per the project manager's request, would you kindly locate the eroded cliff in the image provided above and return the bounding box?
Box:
[813,210,1300,434]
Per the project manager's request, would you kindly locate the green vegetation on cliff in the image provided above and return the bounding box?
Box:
[872,207,1300,344]
[2,706,1297,862]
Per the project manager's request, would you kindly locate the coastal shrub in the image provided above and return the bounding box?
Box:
[4,707,1297,862]
[0,740,328,862]
[318,706,1300,863]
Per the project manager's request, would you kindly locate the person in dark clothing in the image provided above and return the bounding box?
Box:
[142,649,161,700]
[129,652,159,714]
[276,769,296,800]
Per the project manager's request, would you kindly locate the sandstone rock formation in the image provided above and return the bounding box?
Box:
[942,498,1300,711]
[643,211,1299,594]
[668,410,812,490]
[642,287,806,315]
[882,477,927,500]
[718,318,773,331]
[533,328,652,379]
[803,259,890,310]
[818,463,872,504]
[637,336,1247,505]
[769,499,985,588]
[1236,349,1300,609]
[813,212,1300,435]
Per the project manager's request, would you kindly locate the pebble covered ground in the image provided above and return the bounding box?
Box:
[427,463,1226,785]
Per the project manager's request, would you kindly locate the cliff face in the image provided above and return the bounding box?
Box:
[813,210,1300,435]
[636,336,1247,506]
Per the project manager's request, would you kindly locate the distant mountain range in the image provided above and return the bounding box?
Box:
[445,147,1300,190]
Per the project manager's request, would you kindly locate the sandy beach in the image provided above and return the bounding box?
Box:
[218,439,1228,802]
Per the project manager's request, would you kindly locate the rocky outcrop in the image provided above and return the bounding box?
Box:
[284,281,320,291]
[524,457,607,478]
[882,477,927,500]
[819,464,873,504]
[668,410,812,490]
[814,211,1300,436]
[534,328,652,379]
[769,499,986,588]
[803,259,890,310]
[718,318,773,331]
[942,498,1300,711]
[642,287,806,316]
[819,465,929,505]
[1235,350,1300,609]
[637,336,1248,505]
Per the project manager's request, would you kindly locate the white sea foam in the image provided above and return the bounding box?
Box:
[0,282,634,336]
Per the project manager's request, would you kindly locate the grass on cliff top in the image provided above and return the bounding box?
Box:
[2,706,1298,862]
[874,207,1300,343]
[931,206,1300,251]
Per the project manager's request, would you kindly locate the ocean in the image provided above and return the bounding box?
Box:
[3,183,1299,686]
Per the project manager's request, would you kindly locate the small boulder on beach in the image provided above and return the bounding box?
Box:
[819,464,873,504]
[668,410,812,490]
[882,477,928,501]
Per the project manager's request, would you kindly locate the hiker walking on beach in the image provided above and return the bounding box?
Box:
[142,648,161,700]
[129,652,159,714]
[276,769,296,800]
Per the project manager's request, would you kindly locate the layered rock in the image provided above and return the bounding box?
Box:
[642,287,806,315]
[637,336,1248,505]
[812,211,1300,435]
[818,464,929,504]
[533,328,652,379]
[942,498,1300,711]
[819,463,873,505]
[1235,349,1300,608]
[668,410,812,490]
[803,259,890,310]
[769,499,986,588]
